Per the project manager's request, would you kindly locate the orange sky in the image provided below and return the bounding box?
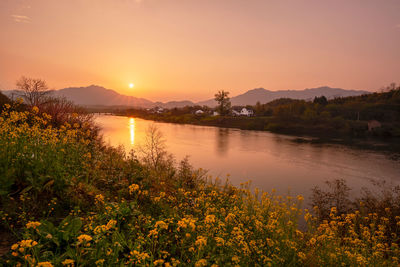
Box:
[1,0,399,101]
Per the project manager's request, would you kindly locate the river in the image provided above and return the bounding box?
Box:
[96,115,400,201]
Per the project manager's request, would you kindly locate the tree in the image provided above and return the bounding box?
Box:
[42,96,95,127]
[139,124,167,170]
[255,101,263,116]
[214,90,231,115]
[16,76,50,107]
[313,95,328,105]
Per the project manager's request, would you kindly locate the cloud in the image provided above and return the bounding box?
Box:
[11,14,31,23]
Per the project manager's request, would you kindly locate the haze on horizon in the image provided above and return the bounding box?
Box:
[1,0,399,102]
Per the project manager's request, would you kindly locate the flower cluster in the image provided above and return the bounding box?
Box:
[3,105,400,266]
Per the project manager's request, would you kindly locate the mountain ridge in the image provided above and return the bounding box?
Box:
[196,86,370,106]
[2,85,370,108]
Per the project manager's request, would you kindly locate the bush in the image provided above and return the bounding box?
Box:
[1,106,400,266]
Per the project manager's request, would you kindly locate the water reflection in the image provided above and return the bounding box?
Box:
[216,128,230,156]
[129,118,135,145]
[97,115,400,201]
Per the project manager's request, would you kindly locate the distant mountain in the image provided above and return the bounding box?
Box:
[2,85,370,108]
[196,87,370,107]
[54,85,154,107]
[2,85,155,108]
[155,100,195,109]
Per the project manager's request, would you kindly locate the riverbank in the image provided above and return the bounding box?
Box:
[112,111,400,156]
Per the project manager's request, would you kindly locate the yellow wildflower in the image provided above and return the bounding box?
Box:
[177,217,196,231]
[148,229,158,237]
[154,259,165,266]
[37,262,54,267]
[215,237,225,246]
[130,250,150,263]
[308,238,316,246]
[195,236,207,248]
[298,252,306,261]
[232,256,240,264]
[95,194,104,204]
[129,184,140,194]
[62,259,75,266]
[77,234,92,244]
[19,239,38,248]
[195,259,207,267]
[225,213,235,223]
[95,259,105,266]
[205,214,216,224]
[26,221,41,229]
[155,220,168,230]
[106,219,117,230]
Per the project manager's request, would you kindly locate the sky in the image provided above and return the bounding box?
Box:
[0,0,399,102]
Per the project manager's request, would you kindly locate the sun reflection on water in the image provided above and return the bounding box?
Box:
[129,118,135,145]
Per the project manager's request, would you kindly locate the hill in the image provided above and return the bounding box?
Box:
[54,85,154,107]
[197,87,370,107]
[2,86,193,109]
[3,85,369,108]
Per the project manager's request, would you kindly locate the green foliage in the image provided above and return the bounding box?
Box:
[311,179,400,251]
[214,90,231,116]
[2,102,400,266]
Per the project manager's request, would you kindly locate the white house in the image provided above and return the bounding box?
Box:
[156,107,164,114]
[195,110,204,115]
[240,108,254,116]
[212,111,220,116]
[232,110,240,116]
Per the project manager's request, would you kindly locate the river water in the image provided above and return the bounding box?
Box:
[96,115,400,201]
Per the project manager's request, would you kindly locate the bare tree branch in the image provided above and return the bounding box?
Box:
[16,76,50,107]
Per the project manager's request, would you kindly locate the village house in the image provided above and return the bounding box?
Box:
[232,110,240,116]
[195,110,204,115]
[240,108,254,116]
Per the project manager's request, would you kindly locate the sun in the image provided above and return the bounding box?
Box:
[129,83,134,88]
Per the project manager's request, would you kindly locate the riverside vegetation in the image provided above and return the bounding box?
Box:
[117,84,400,146]
[1,93,400,266]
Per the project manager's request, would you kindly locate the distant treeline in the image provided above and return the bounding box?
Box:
[114,84,400,140]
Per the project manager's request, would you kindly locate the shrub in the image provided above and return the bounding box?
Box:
[1,106,400,266]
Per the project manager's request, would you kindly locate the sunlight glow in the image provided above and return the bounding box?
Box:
[129,118,135,145]
[129,83,134,88]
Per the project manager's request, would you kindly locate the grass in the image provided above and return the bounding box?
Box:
[1,103,400,266]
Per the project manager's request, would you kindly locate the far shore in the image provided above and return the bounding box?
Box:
[100,112,400,158]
